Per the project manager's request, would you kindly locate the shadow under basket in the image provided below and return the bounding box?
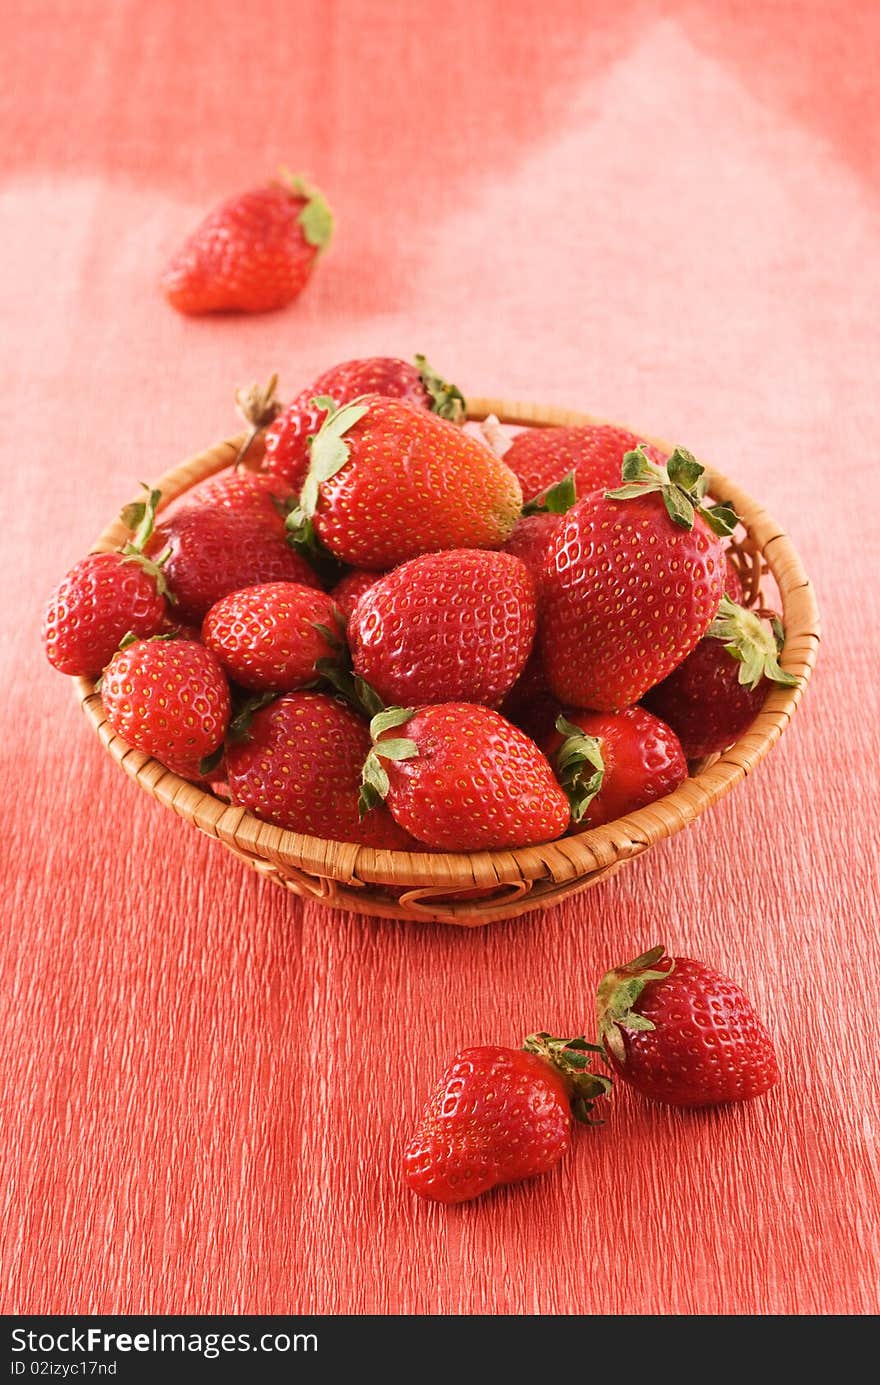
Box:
[76,398,820,926]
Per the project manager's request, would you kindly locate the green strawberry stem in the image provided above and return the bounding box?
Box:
[596,945,675,1065]
[227,690,280,743]
[118,485,175,602]
[553,714,605,823]
[707,597,799,689]
[414,354,466,423]
[359,706,418,816]
[523,1032,613,1124]
[523,471,577,517]
[233,373,282,468]
[314,646,386,722]
[606,446,740,537]
[278,169,335,253]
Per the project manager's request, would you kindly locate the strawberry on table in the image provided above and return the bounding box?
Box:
[643,596,798,758]
[597,945,779,1107]
[403,1033,611,1204]
[348,549,537,708]
[286,395,522,570]
[360,704,570,850]
[541,446,736,711]
[225,691,415,847]
[262,354,465,491]
[146,505,321,625]
[100,636,231,780]
[202,583,344,694]
[43,487,170,678]
[160,171,333,315]
[544,707,687,829]
[503,423,667,504]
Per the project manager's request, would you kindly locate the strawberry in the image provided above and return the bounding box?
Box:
[544,707,687,829]
[541,447,736,711]
[182,470,292,534]
[503,423,666,504]
[43,487,170,678]
[100,636,230,780]
[349,550,537,708]
[225,691,414,846]
[597,945,779,1107]
[499,472,578,584]
[160,172,333,315]
[261,354,464,491]
[643,597,798,758]
[146,506,320,625]
[287,395,522,570]
[501,511,562,583]
[403,1033,611,1204]
[360,704,570,850]
[499,649,560,744]
[202,583,344,693]
[330,569,386,622]
[312,353,465,423]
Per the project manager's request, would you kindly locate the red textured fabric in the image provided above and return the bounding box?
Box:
[2,0,878,1316]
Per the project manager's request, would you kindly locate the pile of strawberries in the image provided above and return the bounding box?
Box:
[43,352,796,855]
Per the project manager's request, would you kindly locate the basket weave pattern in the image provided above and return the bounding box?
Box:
[75,399,820,925]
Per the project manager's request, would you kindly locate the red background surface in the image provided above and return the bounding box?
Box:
[2,0,878,1315]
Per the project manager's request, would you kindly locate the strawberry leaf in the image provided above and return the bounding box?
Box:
[369,706,415,740]
[596,945,675,1065]
[120,484,163,552]
[359,752,390,816]
[607,445,741,536]
[298,397,370,518]
[707,597,799,689]
[414,354,466,423]
[280,170,335,252]
[523,1032,613,1125]
[553,714,605,824]
[523,471,577,516]
[698,502,739,538]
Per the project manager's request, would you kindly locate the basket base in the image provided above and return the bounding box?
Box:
[224,841,628,925]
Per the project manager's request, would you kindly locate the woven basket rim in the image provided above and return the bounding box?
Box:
[75,396,820,894]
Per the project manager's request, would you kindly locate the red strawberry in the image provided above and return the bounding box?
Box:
[544,707,687,829]
[501,511,562,583]
[146,506,320,625]
[160,172,333,315]
[330,569,386,622]
[261,354,464,491]
[226,691,414,846]
[541,447,735,710]
[43,487,169,678]
[499,472,578,585]
[643,598,798,758]
[349,550,536,708]
[100,637,230,780]
[403,1033,610,1204]
[182,470,292,534]
[723,553,744,603]
[202,583,344,693]
[360,704,570,850]
[499,648,560,743]
[312,353,465,422]
[287,395,522,570]
[503,423,667,504]
[260,390,328,492]
[597,945,779,1107]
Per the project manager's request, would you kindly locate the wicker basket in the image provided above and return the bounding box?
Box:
[75,398,820,925]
